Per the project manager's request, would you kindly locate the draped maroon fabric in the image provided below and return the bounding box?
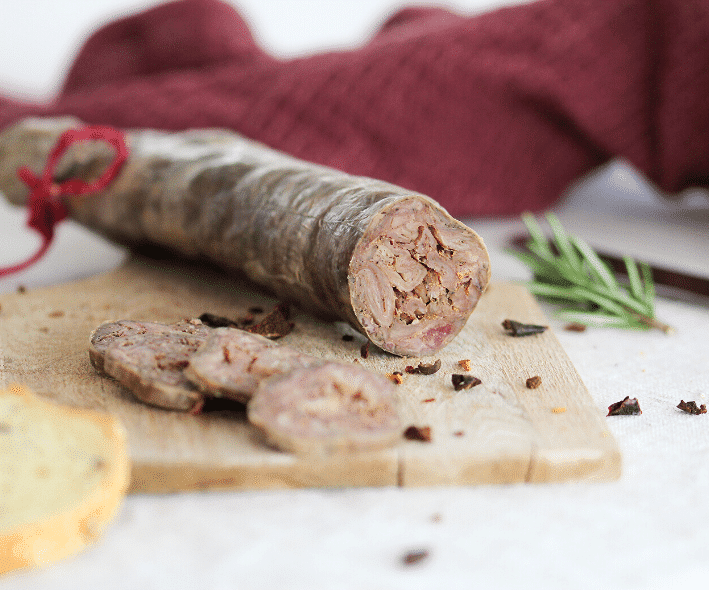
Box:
[2,0,708,218]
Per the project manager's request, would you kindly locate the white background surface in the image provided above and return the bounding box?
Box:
[2,1,709,589]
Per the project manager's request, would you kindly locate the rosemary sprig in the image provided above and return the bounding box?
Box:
[510,213,672,333]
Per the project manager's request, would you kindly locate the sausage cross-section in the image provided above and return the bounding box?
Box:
[184,327,320,403]
[247,362,402,456]
[90,319,210,412]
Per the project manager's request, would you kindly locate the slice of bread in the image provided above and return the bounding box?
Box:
[0,384,130,574]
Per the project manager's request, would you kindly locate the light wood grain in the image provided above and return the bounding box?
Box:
[0,256,620,491]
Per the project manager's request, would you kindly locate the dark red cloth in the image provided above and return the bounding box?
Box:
[2,0,708,218]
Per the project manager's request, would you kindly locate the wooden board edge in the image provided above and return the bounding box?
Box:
[129,452,400,493]
[526,445,622,484]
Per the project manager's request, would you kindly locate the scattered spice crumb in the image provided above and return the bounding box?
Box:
[48,310,65,318]
[198,312,239,328]
[341,334,354,342]
[387,372,404,385]
[526,375,542,389]
[238,314,255,327]
[405,359,442,375]
[564,322,587,332]
[431,513,442,523]
[360,341,370,359]
[677,400,707,415]
[222,346,231,363]
[17,285,26,294]
[551,407,567,414]
[404,425,431,442]
[401,549,430,566]
[422,398,435,403]
[457,359,472,371]
[452,374,482,391]
[38,327,49,333]
[453,430,464,437]
[502,318,548,337]
[189,399,205,415]
[607,396,642,416]
[247,303,294,339]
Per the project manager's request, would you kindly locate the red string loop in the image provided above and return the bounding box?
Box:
[0,126,128,277]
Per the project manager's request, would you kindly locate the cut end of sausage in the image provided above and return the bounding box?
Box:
[247,362,402,456]
[348,197,490,356]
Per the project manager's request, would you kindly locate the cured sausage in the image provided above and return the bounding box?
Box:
[184,327,320,403]
[91,319,210,412]
[247,362,401,456]
[89,319,402,454]
[0,117,491,356]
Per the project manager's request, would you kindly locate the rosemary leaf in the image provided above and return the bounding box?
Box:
[556,310,643,329]
[521,212,554,258]
[623,255,643,301]
[546,213,583,272]
[641,261,655,305]
[570,234,620,293]
[528,283,628,317]
[511,213,671,333]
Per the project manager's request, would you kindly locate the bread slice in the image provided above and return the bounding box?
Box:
[0,384,130,574]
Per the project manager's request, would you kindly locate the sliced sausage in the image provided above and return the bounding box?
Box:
[247,362,402,456]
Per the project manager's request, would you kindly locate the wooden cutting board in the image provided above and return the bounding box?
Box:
[0,255,620,492]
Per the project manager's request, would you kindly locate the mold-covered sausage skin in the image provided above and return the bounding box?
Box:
[0,117,491,356]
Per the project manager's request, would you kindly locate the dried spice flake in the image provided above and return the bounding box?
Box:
[360,341,370,359]
[452,374,482,391]
[238,314,255,327]
[387,372,404,385]
[526,375,542,389]
[677,400,707,415]
[198,312,239,328]
[502,318,548,337]
[457,359,472,371]
[48,310,65,318]
[401,549,430,566]
[551,406,567,414]
[405,359,442,375]
[607,396,642,416]
[422,398,436,403]
[247,303,294,339]
[404,425,432,442]
[564,322,587,332]
[341,334,354,342]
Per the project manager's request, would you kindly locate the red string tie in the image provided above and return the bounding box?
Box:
[0,125,128,277]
